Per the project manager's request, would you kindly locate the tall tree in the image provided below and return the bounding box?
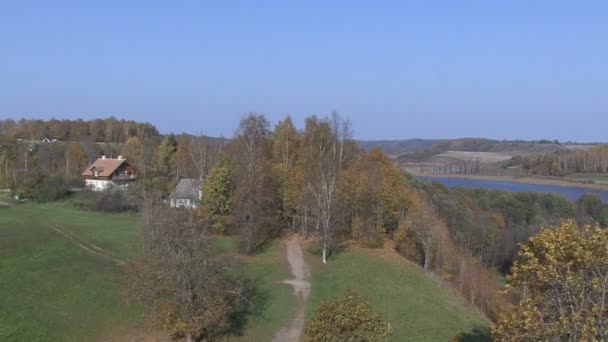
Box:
[233,114,274,254]
[65,143,87,177]
[201,156,235,217]
[399,195,447,271]
[190,133,212,180]
[272,116,301,227]
[126,205,247,342]
[172,136,192,180]
[301,112,352,263]
[152,136,176,177]
[121,136,144,167]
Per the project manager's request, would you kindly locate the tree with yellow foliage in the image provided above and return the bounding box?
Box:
[493,220,608,341]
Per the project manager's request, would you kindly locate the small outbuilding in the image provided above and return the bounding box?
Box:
[169,178,203,209]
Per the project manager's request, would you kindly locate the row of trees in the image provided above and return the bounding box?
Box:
[0,117,159,143]
[199,113,414,262]
[521,144,608,176]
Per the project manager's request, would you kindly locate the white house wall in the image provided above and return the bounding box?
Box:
[85,179,113,191]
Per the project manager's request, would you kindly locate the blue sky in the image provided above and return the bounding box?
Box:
[1,1,607,141]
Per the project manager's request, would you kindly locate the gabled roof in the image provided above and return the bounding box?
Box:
[82,158,126,178]
[170,178,203,200]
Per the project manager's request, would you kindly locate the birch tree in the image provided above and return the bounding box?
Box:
[301,112,352,263]
[190,133,212,180]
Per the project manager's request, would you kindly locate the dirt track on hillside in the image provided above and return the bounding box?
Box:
[48,224,126,266]
[272,238,311,342]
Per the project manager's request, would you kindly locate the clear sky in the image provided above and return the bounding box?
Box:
[1,1,607,141]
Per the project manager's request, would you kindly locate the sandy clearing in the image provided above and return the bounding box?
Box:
[272,238,311,342]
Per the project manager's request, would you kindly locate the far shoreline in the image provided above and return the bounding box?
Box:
[415,174,608,191]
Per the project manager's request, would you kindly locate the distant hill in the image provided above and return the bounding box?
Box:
[357,139,446,155]
[357,137,602,177]
[358,137,599,156]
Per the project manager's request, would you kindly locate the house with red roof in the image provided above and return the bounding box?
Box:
[81,156,138,191]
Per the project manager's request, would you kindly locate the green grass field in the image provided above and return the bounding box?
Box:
[0,203,142,341]
[228,241,298,341]
[306,248,489,341]
[1,202,488,341]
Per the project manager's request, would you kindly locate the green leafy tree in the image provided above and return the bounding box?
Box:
[152,136,176,177]
[201,156,235,217]
[304,289,389,342]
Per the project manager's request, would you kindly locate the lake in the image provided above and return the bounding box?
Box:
[422,176,608,202]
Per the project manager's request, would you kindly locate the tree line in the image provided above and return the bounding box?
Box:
[519,144,608,176]
[0,117,159,143]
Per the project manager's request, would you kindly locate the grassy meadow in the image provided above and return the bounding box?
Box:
[0,203,141,341]
[1,202,488,341]
[305,247,489,341]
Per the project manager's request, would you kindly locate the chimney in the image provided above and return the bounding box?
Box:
[118,155,124,160]
[101,155,106,159]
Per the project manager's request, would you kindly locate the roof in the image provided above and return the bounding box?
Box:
[170,178,203,200]
[81,157,126,178]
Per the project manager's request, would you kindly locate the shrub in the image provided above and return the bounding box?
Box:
[15,172,71,202]
[304,289,389,342]
[74,189,139,213]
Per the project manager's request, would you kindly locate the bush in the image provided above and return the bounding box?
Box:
[15,172,72,202]
[74,189,139,213]
[304,289,389,342]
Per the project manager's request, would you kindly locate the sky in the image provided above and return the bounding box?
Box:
[1,1,607,141]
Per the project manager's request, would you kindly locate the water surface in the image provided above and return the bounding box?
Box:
[422,176,608,202]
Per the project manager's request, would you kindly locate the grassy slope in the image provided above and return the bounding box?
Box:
[1,203,488,341]
[0,203,141,342]
[306,247,488,341]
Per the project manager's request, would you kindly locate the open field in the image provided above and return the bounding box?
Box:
[1,202,489,341]
[0,203,142,342]
[432,151,513,164]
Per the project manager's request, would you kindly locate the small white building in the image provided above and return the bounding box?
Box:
[81,156,138,191]
[169,178,203,208]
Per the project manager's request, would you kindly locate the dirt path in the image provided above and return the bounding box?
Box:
[272,237,311,342]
